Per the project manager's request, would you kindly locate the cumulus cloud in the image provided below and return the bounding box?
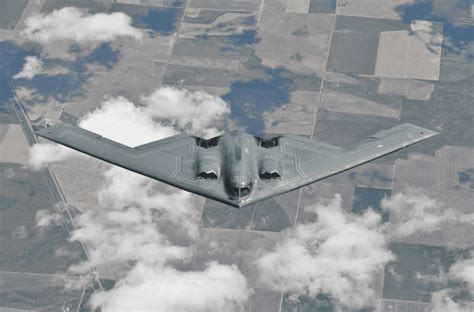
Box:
[435,254,474,309]
[141,87,231,139]
[380,190,474,309]
[68,166,195,275]
[21,7,142,44]
[90,262,250,312]
[381,190,474,238]
[27,142,81,170]
[431,289,469,312]
[13,56,43,80]
[14,55,71,80]
[255,195,394,310]
[35,208,62,228]
[450,255,474,291]
[255,190,474,309]
[78,96,177,147]
[430,254,474,312]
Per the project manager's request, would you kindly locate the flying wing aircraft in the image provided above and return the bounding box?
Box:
[36,123,437,208]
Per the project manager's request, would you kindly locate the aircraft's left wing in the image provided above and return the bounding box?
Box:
[35,123,237,206]
[249,123,438,204]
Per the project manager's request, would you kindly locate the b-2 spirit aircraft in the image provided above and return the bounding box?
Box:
[36,123,437,208]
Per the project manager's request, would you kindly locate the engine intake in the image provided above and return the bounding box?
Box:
[259,158,281,180]
[256,136,280,148]
[197,157,219,180]
[195,136,220,148]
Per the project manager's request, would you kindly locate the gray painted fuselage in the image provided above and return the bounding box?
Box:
[220,132,257,202]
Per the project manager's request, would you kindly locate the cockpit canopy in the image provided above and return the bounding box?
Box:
[228,182,252,198]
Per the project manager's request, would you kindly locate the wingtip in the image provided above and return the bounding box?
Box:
[426,129,439,138]
[418,127,439,139]
[403,123,439,138]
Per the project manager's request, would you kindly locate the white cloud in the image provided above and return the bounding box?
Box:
[21,7,142,44]
[97,167,200,238]
[255,190,474,309]
[141,87,230,139]
[450,255,474,292]
[381,191,474,310]
[35,208,62,228]
[27,142,81,170]
[14,56,71,80]
[381,190,474,238]
[438,253,474,309]
[431,287,474,312]
[446,251,474,311]
[431,289,470,312]
[67,166,196,275]
[78,96,177,147]
[255,195,394,310]
[13,56,43,80]
[90,262,250,312]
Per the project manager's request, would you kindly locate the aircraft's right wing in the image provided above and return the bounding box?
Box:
[249,123,438,204]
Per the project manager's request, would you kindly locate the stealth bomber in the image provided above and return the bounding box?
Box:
[36,123,437,208]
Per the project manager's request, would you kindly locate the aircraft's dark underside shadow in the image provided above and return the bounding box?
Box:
[201,197,291,232]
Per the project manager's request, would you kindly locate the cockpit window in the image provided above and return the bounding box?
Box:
[228,182,252,198]
[240,186,251,197]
